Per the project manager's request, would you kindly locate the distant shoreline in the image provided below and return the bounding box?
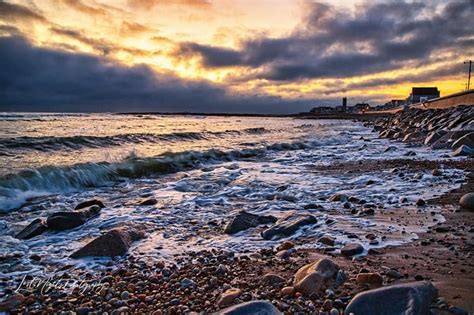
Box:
[115,111,392,120]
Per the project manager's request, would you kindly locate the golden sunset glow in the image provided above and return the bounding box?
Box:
[0,0,473,112]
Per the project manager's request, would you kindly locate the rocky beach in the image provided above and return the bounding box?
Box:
[0,107,473,314]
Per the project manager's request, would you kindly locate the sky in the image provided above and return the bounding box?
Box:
[0,0,472,113]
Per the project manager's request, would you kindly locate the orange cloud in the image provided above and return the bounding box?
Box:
[127,0,211,10]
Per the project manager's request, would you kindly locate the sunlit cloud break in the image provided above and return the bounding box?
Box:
[0,0,472,113]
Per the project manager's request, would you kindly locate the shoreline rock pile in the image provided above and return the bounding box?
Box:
[368,105,473,156]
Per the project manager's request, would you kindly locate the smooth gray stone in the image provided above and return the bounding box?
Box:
[217,300,282,315]
[344,281,437,315]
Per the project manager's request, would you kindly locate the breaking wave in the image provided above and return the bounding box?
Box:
[0,128,269,152]
[0,138,325,212]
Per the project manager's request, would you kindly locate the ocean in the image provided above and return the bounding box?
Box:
[0,113,464,278]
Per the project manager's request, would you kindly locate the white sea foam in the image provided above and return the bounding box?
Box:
[0,115,466,278]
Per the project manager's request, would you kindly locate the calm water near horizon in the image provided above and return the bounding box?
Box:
[0,113,466,278]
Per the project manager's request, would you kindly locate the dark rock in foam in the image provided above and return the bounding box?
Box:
[47,205,101,230]
[224,211,277,234]
[70,228,144,258]
[15,218,48,239]
[261,214,317,240]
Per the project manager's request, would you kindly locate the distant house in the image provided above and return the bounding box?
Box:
[310,106,334,113]
[351,102,371,113]
[384,99,405,108]
[407,87,440,104]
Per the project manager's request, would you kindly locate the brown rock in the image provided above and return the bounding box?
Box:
[0,294,25,312]
[329,193,348,202]
[70,228,144,258]
[356,272,383,288]
[277,240,294,251]
[431,169,442,176]
[261,273,286,287]
[280,286,295,297]
[293,258,339,296]
[318,235,335,246]
[341,243,364,256]
[75,199,105,210]
[218,288,242,307]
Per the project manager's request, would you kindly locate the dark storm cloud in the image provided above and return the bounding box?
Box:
[0,1,46,22]
[323,64,466,95]
[180,1,474,81]
[0,36,312,113]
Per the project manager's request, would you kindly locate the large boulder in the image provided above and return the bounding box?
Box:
[15,218,48,239]
[459,193,474,211]
[47,205,101,230]
[224,211,277,234]
[452,145,474,157]
[293,258,339,296]
[344,281,437,315]
[70,228,144,258]
[451,132,474,150]
[341,243,364,256]
[75,199,105,210]
[261,214,317,240]
[424,130,447,145]
[217,300,282,315]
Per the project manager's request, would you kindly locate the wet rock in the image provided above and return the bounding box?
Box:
[261,214,317,240]
[384,145,397,152]
[432,168,442,176]
[451,132,474,150]
[304,203,324,210]
[75,199,105,210]
[341,243,364,257]
[217,300,282,315]
[224,211,277,234]
[261,273,286,287]
[459,193,474,211]
[318,235,335,246]
[138,198,157,206]
[416,199,426,207]
[15,218,48,239]
[47,205,101,230]
[344,281,437,315]
[452,144,474,157]
[424,130,447,145]
[356,272,383,288]
[70,228,144,258]
[329,193,348,202]
[217,288,242,307]
[276,240,294,251]
[30,254,41,261]
[293,258,339,296]
[0,294,24,312]
[386,269,402,279]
